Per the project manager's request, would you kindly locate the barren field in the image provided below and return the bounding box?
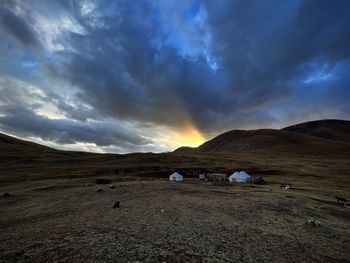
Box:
[1,178,349,263]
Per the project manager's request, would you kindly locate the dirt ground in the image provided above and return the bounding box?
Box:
[0,178,349,263]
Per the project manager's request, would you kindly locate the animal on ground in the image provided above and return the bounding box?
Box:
[96,189,104,193]
[113,201,120,208]
[2,192,10,197]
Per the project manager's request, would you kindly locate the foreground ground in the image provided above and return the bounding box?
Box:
[0,178,349,263]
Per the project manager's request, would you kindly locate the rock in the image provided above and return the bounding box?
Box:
[109,184,116,189]
[307,219,321,226]
[95,178,112,184]
[83,182,93,187]
[96,189,104,193]
[2,192,10,197]
[113,201,120,208]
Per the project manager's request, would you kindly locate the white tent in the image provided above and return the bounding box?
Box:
[228,171,251,183]
[169,172,183,182]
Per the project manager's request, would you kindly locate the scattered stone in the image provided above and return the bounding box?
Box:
[109,184,116,189]
[96,189,104,193]
[95,178,112,184]
[2,192,10,197]
[307,219,321,226]
[113,201,120,208]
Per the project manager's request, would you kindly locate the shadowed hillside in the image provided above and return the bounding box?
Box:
[282,119,350,143]
[196,128,350,155]
[181,120,350,156]
[0,133,56,152]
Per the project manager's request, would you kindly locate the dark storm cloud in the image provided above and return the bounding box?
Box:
[47,0,350,131]
[58,46,228,128]
[203,0,350,109]
[0,3,40,49]
[0,0,350,152]
[40,0,232,131]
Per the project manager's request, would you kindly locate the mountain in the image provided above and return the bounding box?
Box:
[1,119,349,182]
[281,119,350,143]
[2,119,349,157]
[196,129,348,155]
[178,119,350,155]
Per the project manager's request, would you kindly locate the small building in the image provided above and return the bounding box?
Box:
[169,172,183,182]
[228,171,251,183]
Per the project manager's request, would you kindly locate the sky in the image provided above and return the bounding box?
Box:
[0,0,350,153]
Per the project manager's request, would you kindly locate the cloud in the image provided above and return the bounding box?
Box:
[0,109,149,148]
[0,0,349,152]
[0,77,156,152]
[0,4,40,49]
[203,0,350,106]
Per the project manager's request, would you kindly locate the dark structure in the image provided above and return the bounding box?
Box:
[253,177,266,185]
[176,168,208,177]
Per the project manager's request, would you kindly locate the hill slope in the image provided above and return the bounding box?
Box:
[2,119,349,157]
[187,119,350,155]
[281,119,350,143]
[0,133,57,153]
[196,128,350,155]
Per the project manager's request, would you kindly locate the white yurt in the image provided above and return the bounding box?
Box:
[228,171,251,183]
[169,172,183,182]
